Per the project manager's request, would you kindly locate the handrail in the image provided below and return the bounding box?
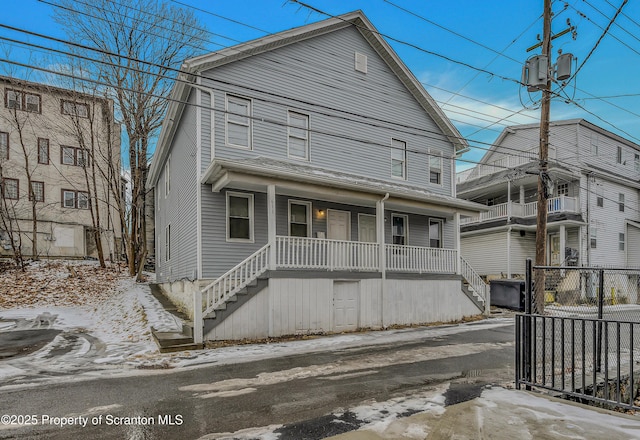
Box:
[460,256,488,309]
[201,244,270,318]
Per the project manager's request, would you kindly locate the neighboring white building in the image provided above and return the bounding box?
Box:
[457,119,640,280]
[0,76,122,260]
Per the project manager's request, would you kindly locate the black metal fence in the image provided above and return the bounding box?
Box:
[516,259,640,410]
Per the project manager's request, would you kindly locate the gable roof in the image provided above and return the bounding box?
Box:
[149,10,466,186]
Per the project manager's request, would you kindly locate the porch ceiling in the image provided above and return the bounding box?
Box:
[201,157,487,217]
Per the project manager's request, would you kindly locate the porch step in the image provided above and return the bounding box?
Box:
[460,280,485,313]
[151,325,203,353]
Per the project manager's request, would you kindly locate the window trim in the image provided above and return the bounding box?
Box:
[287,110,310,161]
[557,182,569,196]
[225,94,252,150]
[28,180,44,202]
[617,146,623,164]
[2,178,18,200]
[391,213,409,246]
[60,145,89,167]
[5,89,41,113]
[619,193,625,212]
[391,138,407,180]
[429,218,443,248]
[288,200,312,238]
[590,223,597,249]
[226,191,254,243]
[619,232,625,251]
[38,138,49,165]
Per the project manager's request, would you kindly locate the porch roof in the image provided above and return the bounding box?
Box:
[201,157,487,216]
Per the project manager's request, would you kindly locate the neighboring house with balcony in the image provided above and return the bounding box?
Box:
[0,76,122,260]
[457,119,640,281]
[148,11,488,343]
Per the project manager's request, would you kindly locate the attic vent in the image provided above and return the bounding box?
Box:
[355,52,367,74]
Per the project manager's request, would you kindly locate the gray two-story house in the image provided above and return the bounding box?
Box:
[148,11,487,343]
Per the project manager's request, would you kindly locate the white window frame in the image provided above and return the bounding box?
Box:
[429,150,443,185]
[391,213,408,246]
[391,139,406,179]
[635,154,640,172]
[287,111,310,161]
[590,223,597,249]
[557,182,569,196]
[226,191,254,242]
[62,190,76,208]
[619,232,625,251]
[429,219,443,248]
[617,146,623,164]
[225,94,252,150]
[288,200,312,238]
[164,155,170,198]
[619,193,625,212]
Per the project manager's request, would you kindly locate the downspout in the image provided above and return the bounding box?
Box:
[377,193,389,328]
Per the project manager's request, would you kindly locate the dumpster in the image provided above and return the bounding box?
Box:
[490,279,525,311]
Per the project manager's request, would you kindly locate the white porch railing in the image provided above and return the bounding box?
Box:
[386,245,457,273]
[461,196,579,225]
[456,146,556,183]
[276,236,379,271]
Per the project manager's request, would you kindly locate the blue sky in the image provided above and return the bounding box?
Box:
[1,0,638,171]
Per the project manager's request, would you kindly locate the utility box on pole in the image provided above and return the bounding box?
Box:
[523,55,548,91]
[556,53,573,80]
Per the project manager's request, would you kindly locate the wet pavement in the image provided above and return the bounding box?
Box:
[0,328,61,359]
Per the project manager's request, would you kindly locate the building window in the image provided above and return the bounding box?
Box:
[165,224,171,262]
[429,219,443,248]
[355,52,368,73]
[38,138,49,164]
[289,200,311,237]
[617,146,622,164]
[226,95,251,149]
[2,178,18,200]
[287,111,309,160]
[227,192,253,241]
[62,189,89,209]
[596,185,603,207]
[619,232,625,251]
[391,139,406,179]
[164,156,170,197]
[0,132,8,160]
[29,181,44,202]
[392,214,408,245]
[61,100,89,118]
[590,135,598,156]
[619,193,625,212]
[429,151,442,185]
[635,154,640,172]
[590,224,597,249]
[557,183,569,196]
[5,89,41,113]
[61,146,89,167]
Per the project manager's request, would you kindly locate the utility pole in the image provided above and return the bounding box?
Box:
[535,0,553,314]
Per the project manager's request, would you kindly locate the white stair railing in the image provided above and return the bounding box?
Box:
[201,244,270,319]
[460,256,489,313]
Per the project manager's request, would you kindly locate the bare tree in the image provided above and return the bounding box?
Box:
[53,0,207,277]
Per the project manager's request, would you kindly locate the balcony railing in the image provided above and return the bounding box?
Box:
[461,196,579,225]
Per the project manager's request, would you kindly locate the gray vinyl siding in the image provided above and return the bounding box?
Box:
[200,90,213,173]
[461,230,535,277]
[156,91,199,283]
[201,26,453,195]
[578,126,640,181]
[628,223,640,267]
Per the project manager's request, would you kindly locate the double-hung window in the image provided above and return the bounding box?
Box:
[429,150,442,185]
[619,233,625,251]
[0,132,8,160]
[289,201,311,237]
[288,111,309,160]
[226,95,251,149]
[391,139,406,179]
[2,178,18,200]
[61,100,89,118]
[61,146,89,167]
[392,214,408,245]
[429,219,443,248]
[29,181,44,202]
[619,193,625,212]
[5,90,41,113]
[62,189,89,209]
[227,192,253,241]
[38,138,49,164]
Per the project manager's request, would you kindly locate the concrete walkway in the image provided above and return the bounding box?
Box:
[326,386,640,440]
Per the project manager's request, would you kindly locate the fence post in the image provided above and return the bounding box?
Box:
[597,269,604,373]
[523,258,533,390]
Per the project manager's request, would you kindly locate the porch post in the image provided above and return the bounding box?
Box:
[267,184,276,270]
[377,194,388,327]
[559,224,566,266]
[454,211,461,274]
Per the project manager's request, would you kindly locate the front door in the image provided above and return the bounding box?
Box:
[327,210,350,240]
[358,214,376,243]
[549,233,561,265]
